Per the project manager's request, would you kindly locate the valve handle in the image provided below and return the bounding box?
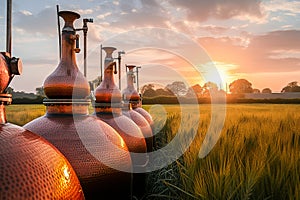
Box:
[114,62,118,74]
[74,34,80,53]
[10,57,22,75]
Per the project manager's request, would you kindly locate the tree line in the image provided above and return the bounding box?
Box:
[5,79,300,104]
[141,79,300,98]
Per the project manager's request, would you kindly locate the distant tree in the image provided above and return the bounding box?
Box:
[262,88,272,94]
[141,84,156,97]
[186,84,203,97]
[141,84,154,94]
[229,79,253,94]
[203,81,218,96]
[281,81,300,93]
[35,87,45,97]
[155,88,174,96]
[165,81,187,96]
[253,88,260,93]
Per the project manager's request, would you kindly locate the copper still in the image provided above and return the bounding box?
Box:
[122,65,153,152]
[0,52,84,199]
[94,47,148,197]
[23,11,132,200]
[124,66,154,129]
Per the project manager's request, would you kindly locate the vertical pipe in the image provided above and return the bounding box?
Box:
[6,0,12,55]
[118,54,121,90]
[100,44,103,82]
[56,5,61,60]
[136,66,141,93]
[83,27,87,78]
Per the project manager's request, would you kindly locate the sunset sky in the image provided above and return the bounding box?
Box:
[0,0,299,93]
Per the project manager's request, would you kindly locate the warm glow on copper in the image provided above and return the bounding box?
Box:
[116,133,126,149]
[60,164,71,189]
[63,165,70,180]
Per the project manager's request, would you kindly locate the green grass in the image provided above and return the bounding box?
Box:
[6,104,46,126]
[5,104,300,199]
[144,104,300,200]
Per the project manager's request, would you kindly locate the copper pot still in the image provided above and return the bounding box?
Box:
[23,11,132,200]
[94,47,148,198]
[122,65,154,152]
[0,53,84,199]
[124,66,154,128]
[94,47,147,163]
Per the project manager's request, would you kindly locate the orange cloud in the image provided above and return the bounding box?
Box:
[198,30,300,74]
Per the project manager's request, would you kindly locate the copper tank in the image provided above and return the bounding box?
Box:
[23,11,132,200]
[94,47,148,198]
[0,52,84,199]
[124,66,154,129]
[122,65,153,152]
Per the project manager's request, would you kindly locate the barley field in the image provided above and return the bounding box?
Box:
[5,104,300,200]
[144,104,300,200]
[6,104,46,126]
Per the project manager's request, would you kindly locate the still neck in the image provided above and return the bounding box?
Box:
[126,72,135,89]
[61,32,77,67]
[102,66,116,87]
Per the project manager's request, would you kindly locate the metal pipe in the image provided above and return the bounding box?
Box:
[118,54,121,89]
[83,30,87,77]
[100,44,103,82]
[56,5,61,60]
[136,66,141,93]
[6,0,12,55]
[83,21,87,77]
[117,51,125,90]
[82,18,93,78]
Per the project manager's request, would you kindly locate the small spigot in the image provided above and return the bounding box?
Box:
[114,62,117,74]
[69,34,80,53]
[133,74,136,83]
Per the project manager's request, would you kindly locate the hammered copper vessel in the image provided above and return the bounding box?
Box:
[43,11,89,99]
[123,66,154,129]
[134,105,154,128]
[122,65,153,152]
[0,52,84,199]
[94,47,148,198]
[23,11,132,200]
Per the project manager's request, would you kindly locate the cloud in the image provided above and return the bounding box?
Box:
[20,10,33,16]
[200,25,229,35]
[198,30,300,74]
[107,0,168,29]
[169,0,264,21]
[77,9,94,15]
[96,12,112,20]
[14,7,57,36]
[262,0,300,14]
[268,50,300,59]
